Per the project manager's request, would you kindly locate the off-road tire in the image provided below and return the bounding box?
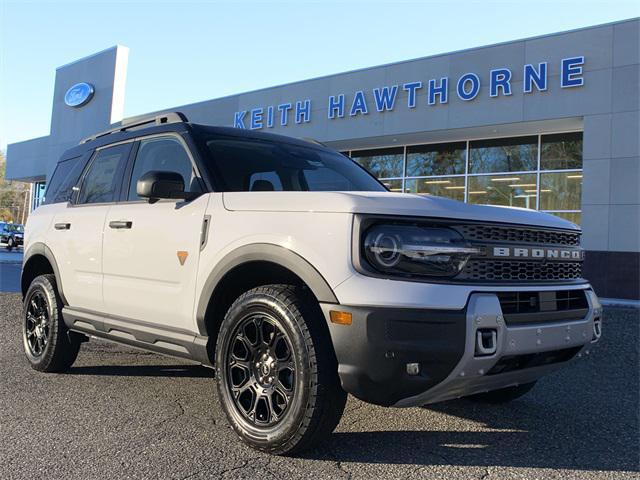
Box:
[215,284,347,455]
[467,381,537,403]
[23,274,82,372]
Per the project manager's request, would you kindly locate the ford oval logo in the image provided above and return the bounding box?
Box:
[64,82,95,108]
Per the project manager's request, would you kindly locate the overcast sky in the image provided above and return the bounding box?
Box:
[1,0,638,150]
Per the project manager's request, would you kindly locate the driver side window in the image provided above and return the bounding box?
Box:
[128,136,200,201]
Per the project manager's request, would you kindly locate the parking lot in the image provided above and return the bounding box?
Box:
[0,289,637,480]
[0,249,22,292]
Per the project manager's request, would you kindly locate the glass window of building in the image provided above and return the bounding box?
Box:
[539,172,582,211]
[345,131,583,224]
[405,176,465,202]
[468,173,538,209]
[380,179,403,192]
[406,142,466,177]
[541,132,583,170]
[469,136,538,174]
[551,212,581,225]
[351,147,404,179]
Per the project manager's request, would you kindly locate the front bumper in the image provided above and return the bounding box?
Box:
[321,288,601,407]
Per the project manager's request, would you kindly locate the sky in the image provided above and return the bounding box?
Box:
[0,0,638,151]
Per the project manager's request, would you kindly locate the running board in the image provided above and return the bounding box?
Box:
[62,307,212,366]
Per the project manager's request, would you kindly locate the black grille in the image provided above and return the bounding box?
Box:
[496,289,589,325]
[459,260,583,282]
[487,347,581,375]
[457,225,580,246]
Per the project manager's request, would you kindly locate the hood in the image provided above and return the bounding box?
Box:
[222,191,579,230]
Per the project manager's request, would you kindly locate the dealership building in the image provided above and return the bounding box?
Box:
[6,18,639,300]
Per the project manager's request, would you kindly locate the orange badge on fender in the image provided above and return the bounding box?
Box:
[177,251,189,266]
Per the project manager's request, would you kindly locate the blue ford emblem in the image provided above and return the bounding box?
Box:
[64,82,95,107]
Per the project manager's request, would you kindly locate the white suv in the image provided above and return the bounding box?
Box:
[21,113,602,454]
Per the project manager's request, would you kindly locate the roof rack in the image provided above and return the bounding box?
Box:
[79,112,188,144]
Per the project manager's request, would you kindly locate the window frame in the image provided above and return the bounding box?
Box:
[119,133,206,204]
[72,142,134,207]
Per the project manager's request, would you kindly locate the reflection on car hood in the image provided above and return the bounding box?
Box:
[222,191,579,230]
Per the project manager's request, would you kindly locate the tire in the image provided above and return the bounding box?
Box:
[215,284,347,455]
[467,381,537,404]
[7,238,13,251]
[23,274,82,372]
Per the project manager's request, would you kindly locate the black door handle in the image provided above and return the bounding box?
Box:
[109,220,132,229]
[54,223,70,230]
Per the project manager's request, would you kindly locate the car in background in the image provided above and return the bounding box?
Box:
[0,222,24,251]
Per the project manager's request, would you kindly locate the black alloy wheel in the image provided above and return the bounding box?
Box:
[227,312,297,426]
[215,284,347,455]
[25,291,50,357]
[22,274,83,372]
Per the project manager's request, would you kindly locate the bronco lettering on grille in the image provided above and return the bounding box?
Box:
[492,247,584,260]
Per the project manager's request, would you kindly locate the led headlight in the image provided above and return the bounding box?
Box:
[363,224,479,278]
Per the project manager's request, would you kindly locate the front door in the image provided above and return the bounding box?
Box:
[102,135,209,333]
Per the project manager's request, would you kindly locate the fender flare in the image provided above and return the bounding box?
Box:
[195,243,339,336]
[22,242,68,305]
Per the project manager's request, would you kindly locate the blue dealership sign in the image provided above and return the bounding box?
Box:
[64,82,95,108]
[234,56,585,129]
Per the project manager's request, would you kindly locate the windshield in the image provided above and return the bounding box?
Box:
[8,224,24,233]
[199,135,387,192]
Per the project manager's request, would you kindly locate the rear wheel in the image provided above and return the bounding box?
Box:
[467,382,537,403]
[215,284,346,455]
[23,274,82,372]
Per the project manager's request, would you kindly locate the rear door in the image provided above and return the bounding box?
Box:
[102,134,209,333]
[47,143,131,312]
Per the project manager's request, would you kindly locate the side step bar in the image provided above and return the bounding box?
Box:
[62,307,211,366]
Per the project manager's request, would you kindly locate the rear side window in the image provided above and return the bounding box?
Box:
[43,155,85,205]
[77,144,129,204]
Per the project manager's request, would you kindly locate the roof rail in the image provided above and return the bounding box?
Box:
[79,112,188,144]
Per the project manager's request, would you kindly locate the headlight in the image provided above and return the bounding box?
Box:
[363,224,479,278]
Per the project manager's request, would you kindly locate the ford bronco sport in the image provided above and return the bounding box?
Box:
[21,112,602,454]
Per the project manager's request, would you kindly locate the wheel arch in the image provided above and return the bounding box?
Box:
[21,243,67,305]
[196,243,338,341]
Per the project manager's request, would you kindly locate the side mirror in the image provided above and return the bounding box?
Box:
[137,170,194,202]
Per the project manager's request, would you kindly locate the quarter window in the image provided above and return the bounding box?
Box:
[128,137,199,201]
[77,145,129,204]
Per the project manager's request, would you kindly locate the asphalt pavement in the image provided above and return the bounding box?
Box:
[0,292,638,479]
[0,249,22,293]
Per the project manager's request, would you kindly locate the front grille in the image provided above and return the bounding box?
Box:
[459,260,583,282]
[496,289,589,325]
[457,225,580,246]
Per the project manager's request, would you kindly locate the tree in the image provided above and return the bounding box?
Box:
[0,151,31,224]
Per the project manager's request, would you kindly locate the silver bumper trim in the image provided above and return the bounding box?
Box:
[393,288,601,407]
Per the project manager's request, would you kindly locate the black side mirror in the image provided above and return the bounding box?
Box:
[137,170,195,202]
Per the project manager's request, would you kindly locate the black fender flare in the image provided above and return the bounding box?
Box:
[195,243,339,336]
[22,242,68,305]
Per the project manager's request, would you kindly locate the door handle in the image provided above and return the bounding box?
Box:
[109,220,133,229]
[54,223,71,230]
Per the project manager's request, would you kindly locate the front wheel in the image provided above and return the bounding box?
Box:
[467,381,537,403]
[6,238,14,251]
[23,274,82,372]
[215,284,347,455]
